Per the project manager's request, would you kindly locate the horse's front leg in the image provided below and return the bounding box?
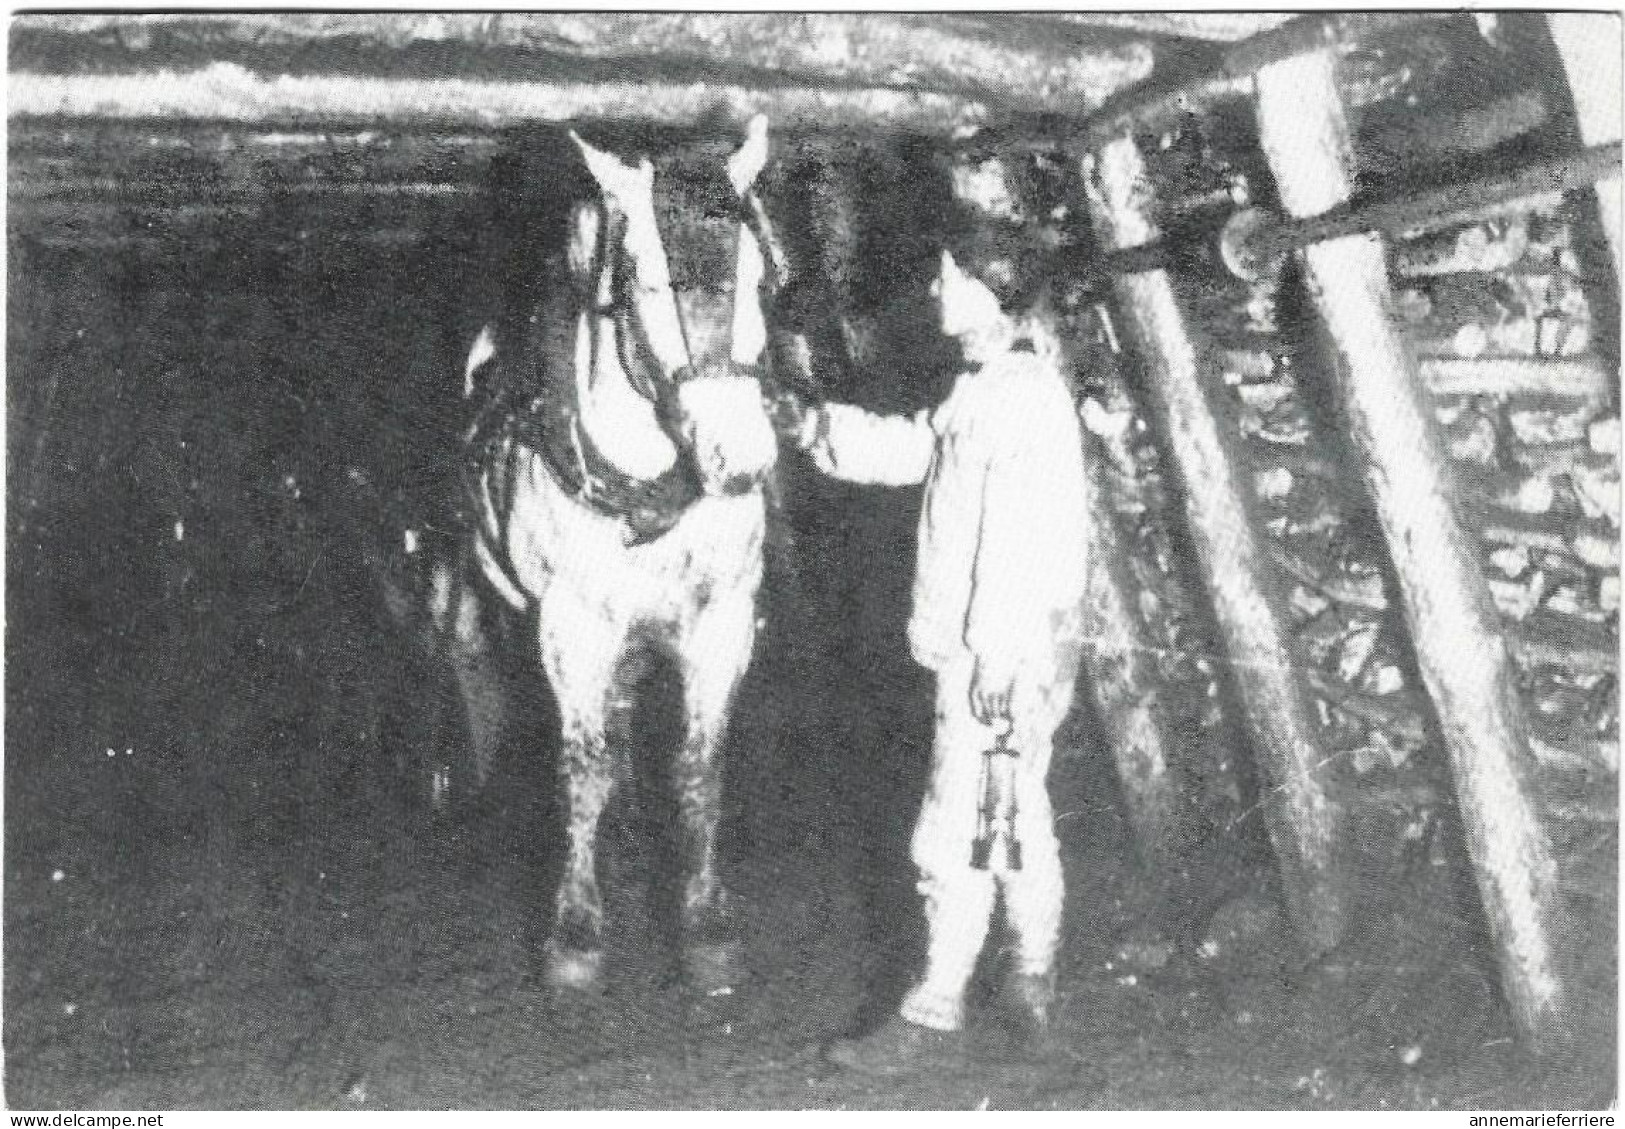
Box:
[674,580,759,993]
[535,586,630,992]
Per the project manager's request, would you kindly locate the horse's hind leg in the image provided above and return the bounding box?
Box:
[674,587,758,993]
[536,590,628,992]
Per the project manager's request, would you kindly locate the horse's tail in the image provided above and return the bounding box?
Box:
[461,423,535,615]
[343,464,454,649]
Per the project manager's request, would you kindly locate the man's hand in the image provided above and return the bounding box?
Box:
[765,388,824,450]
[969,654,1016,727]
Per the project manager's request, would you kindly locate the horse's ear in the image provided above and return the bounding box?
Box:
[569,130,655,206]
[727,114,771,197]
[464,325,498,400]
[569,130,621,190]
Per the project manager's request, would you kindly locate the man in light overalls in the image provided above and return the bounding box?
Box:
[782,246,1089,1073]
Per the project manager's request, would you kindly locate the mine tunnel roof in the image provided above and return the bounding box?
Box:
[8,12,1299,135]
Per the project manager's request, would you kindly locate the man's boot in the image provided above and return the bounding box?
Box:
[1000,967,1059,1046]
[826,1016,962,1076]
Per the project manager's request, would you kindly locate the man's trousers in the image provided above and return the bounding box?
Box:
[898,632,1083,1031]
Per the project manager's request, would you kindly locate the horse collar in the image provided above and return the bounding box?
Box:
[531,385,701,547]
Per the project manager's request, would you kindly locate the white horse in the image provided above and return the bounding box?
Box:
[460,121,781,993]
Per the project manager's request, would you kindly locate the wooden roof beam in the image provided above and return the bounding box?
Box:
[8,13,1164,132]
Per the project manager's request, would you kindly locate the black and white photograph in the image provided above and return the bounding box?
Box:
[4,9,1620,1112]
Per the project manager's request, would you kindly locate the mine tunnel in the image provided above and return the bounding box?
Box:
[5,11,1619,1110]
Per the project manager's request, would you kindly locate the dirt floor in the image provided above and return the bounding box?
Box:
[5,206,1616,1111]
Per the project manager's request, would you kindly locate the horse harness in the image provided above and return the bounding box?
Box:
[463,285,763,549]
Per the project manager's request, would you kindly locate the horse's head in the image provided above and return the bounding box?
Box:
[563,127,782,499]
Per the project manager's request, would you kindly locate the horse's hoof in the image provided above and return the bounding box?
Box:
[683,939,746,996]
[542,941,604,993]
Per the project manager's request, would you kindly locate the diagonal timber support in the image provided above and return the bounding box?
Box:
[1254,47,1577,1055]
[1546,13,1624,280]
[1080,131,1352,957]
[1077,416,1189,871]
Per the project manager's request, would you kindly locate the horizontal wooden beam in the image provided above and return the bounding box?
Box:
[1080,11,1454,147]
[1222,12,1448,81]
[8,13,1158,130]
[1419,357,1618,403]
[8,65,1007,135]
[1044,13,1295,43]
[1511,615,1620,676]
[1223,141,1624,284]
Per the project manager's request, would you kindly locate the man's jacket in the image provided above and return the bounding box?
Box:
[808,347,1089,673]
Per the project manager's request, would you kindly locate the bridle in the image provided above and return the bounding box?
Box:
[580,201,723,459]
[465,196,753,548]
